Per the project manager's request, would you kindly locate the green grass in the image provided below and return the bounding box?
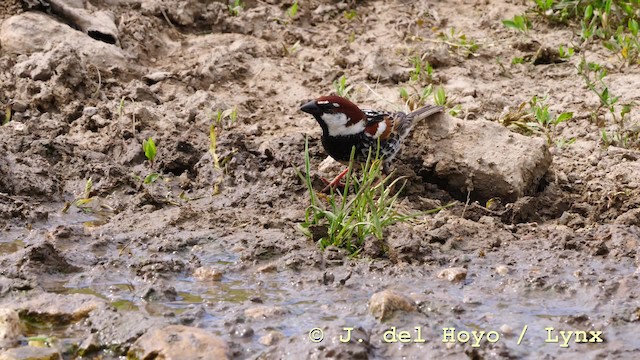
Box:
[229,0,243,16]
[501,95,574,146]
[287,1,299,18]
[209,107,238,194]
[437,28,481,57]
[503,14,532,33]
[333,75,353,98]
[295,137,447,255]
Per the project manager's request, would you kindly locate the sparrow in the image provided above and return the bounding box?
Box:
[300,95,443,188]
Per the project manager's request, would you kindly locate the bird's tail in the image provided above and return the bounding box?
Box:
[395,104,444,138]
[408,104,444,124]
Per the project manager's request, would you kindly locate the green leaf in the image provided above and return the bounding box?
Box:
[144,173,161,184]
[143,137,157,162]
[555,112,573,123]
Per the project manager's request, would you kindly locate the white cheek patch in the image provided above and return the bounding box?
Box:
[321,113,365,136]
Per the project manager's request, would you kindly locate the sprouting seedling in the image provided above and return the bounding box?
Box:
[283,40,301,56]
[434,86,447,106]
[287,1,298,18]
[344,9,357,20]
[143,137,157,163]
[333,75,353,98]
[558,45,575,59]
[3,105,11,125]
[502,14,531,33]
[409,55,433,83]
[229,0,243,16]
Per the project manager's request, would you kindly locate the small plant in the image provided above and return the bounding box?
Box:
[287,1,298,18]
[333,75,354,98]
[282,40,301,56]
[501,96,574,146]
[409,55,434,83]
[558,45,575,59]
[143,137,157,163]
[228,0,243,16]
[400,84,433,111]
[502,14,532,33]
[344,9,357,21]
[3,104,10,125]
[433,86,462,116]
[437,28,480,57]
[63,178,95,213]
[295,137,445,254]
[209,107,238,194]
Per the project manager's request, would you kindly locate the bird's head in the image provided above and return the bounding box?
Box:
[300,96,366,137]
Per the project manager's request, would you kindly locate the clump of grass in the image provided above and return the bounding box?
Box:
[333,75,353,98]
[409,55,434,83]
[229,0,243,16]
[437,28,481,57]
[502,14,532,33]
[532,0,640,65]
[295,138,446,255]
[500,95,574,146]
[344,9,357,20]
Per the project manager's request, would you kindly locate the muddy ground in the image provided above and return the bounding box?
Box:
[0,0,639,359]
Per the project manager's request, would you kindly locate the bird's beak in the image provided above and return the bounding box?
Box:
[300,100,319,115]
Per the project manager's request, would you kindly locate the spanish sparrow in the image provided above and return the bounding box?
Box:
[300,95,443,188]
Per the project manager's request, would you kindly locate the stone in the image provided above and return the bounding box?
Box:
[0,12,127,70]
[414,113,552,202]
[0,309,20,349]
[437,267,468,282]
[368,289,416,320]
[193,267,223,281]
[127,325,228,360]
[244,306,287,320]
[0,346,61,360]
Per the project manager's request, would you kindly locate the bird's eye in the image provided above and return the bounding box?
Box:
[332,103,340,108]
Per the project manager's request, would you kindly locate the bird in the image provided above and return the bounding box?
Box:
[300,95,443,189]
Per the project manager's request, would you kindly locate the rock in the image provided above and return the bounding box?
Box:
[0,309,21,349]
[259,331,284,346]
[82,107,98,117]
[5,292,103,324]
[414,113,552,202]
[495,265,509,276]
[77,333,100,356]
[615,208,640,226]
[368,289,416,320]
[193,267,223,281]
[0,346,61,360]
[0,12,127,70]
[244,306,287,320]
[437,267,468,282]
[128,325,229,360]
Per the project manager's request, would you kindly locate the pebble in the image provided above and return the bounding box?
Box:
[437,267,468,282]
[369,289,416,321]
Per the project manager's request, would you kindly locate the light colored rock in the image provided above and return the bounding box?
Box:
[369,289,416,321]
[0,309,21,349]
[415,113,552,202]
[244,306,287,320]
[437,267,468,282]
[193,267,223,281]
[0,12,127,70]
[495,265,509,276]
[258,331,284,346]
[0,346,61,360]
[127,325,228,360]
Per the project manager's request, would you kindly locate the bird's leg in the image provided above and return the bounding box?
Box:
[321,167,350,193]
